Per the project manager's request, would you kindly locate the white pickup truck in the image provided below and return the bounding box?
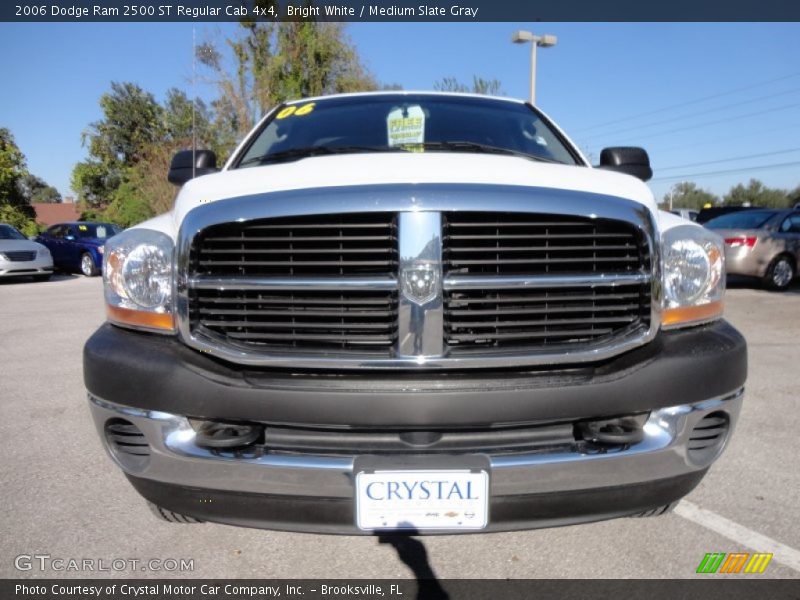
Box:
[85,92,746,533]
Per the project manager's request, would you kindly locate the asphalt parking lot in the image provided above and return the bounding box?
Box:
[1,274,798,580]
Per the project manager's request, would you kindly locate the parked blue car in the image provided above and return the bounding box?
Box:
[36,222,122,277]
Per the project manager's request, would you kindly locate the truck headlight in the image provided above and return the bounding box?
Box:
[661,225,725,329]
[103,228,175,333]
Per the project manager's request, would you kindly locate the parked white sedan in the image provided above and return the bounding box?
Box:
[0,223,54,281]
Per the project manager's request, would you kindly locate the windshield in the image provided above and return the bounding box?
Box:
[235,94,580,167]
[0,224,26,240]
[705,211,777,230]
[75,223,121,239]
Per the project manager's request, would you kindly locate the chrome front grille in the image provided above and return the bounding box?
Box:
[442,212,651,350]
[177,185,659,369]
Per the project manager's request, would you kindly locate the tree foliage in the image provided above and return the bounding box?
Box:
[0,127,28,207]
[69,23,381,228]
[660,182,718,210]
[19,174,61,203]
[0,127,58,234]
[197,21,378,144]
[723,179,791,208]
[71,84,226,224]
[433,76,503,95]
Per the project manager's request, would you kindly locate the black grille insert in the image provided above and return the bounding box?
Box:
[443,212,651,351]
[192,213,398,278]
[191,289,399,352]
[443,212,647,276]
[3,250,36,262]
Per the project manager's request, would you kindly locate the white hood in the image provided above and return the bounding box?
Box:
[167,153,658,233]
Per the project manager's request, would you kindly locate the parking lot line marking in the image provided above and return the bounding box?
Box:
[675,501,800,573]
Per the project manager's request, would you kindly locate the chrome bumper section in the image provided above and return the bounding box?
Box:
[89,388,743,499]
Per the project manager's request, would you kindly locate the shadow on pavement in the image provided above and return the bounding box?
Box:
[377,531,450,599]
[0,272,80,286]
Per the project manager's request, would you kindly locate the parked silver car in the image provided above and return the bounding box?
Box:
[0,223,54,281]
[704,209,800,290]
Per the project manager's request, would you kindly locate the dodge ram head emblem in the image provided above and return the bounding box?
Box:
[401,264,438,305]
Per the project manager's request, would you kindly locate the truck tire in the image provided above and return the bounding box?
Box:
[762,254,795,291]
[147,502,204,524]
[629,501,679,518]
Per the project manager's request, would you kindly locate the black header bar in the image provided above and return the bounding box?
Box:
[3,0,800,22]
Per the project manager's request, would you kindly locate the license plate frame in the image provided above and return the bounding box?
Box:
[354,461,490,532]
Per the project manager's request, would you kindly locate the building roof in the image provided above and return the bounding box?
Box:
[31,203,81,227]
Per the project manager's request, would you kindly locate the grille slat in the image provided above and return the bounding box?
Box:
[448,256,641,266]
[203,235,395,243]
[225,330,395,344]
[443,212,651,351]
[448,304,639,316]
[197,308,395,317]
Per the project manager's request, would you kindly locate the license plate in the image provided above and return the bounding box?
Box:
[355,469,489,531]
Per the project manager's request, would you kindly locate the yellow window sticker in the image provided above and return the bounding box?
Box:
[387,106,425,147]
[78,225,88,231]
[276,103,316,120]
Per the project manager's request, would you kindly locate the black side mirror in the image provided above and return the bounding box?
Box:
[168,149,218,185]
[598,147,653,182]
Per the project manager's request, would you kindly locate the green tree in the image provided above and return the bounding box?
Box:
[18,174,61,203]
[0,128,41,235]
[72,82,165,210]
[71,83,217,226]
[788,185,800,207]
[433,76,503,95]
[101,175,155,228]
[723,179,790,208]
[87,82,165,166]
[0,127,28,207]
[197,20,378,143]
[659,182,718,211]
[0,204,40,237]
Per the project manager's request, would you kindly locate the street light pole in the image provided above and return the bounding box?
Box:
[512,30,558,105]
[528,38,537,104]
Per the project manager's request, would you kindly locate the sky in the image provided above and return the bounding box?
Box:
[1,22,799,203]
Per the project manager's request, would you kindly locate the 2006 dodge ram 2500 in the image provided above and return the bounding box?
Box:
[85,92,746,533]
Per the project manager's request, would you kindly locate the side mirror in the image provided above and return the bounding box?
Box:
[598,147,653,182]
[168,149,218,186]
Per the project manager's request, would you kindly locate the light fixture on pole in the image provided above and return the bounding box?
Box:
[512,30,557,105]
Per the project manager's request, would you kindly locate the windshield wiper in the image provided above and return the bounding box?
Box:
[238,145,402,167]
[417,141,563,164]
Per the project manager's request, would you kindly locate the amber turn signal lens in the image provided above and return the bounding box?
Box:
[662,300,724,328]
[106,305,174,332]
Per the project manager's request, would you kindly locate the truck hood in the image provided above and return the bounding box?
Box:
[172,153,657,229]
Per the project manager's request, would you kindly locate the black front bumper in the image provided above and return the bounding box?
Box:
[84,320,746,428]
[85,321,745,533]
